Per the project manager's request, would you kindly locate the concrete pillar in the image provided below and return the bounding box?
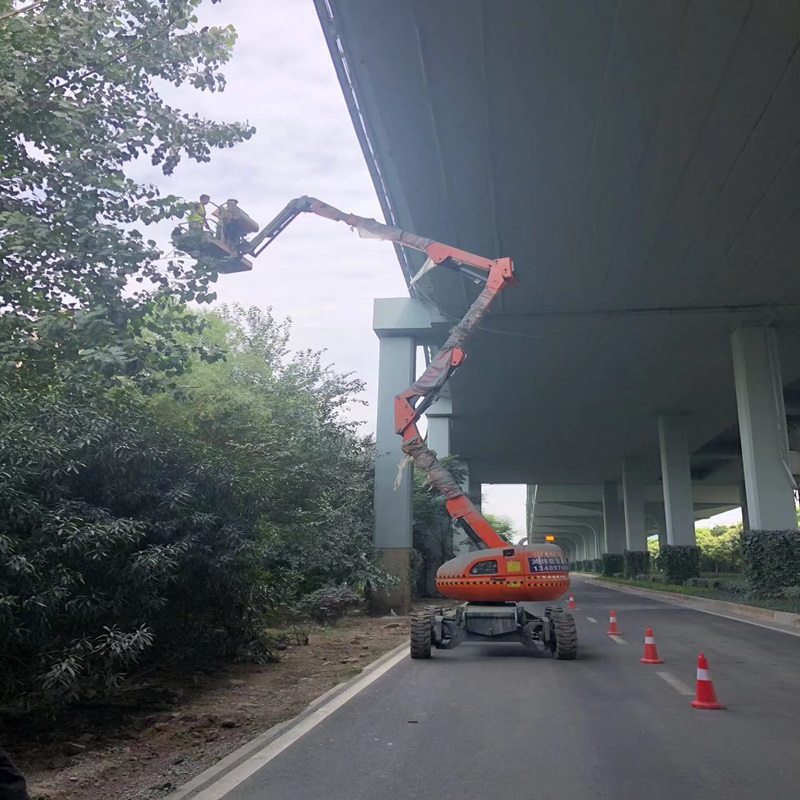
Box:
[622,458,647,550]
[426,392,452,458]
[658,415,696,545]
[739,482,750,531]
[602,481,626,554]
[468,481,483,512]
[731,327,797,530]
[655,504,668,547]
[373,335,416,612]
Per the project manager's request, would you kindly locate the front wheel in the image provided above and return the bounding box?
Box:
[551,612,577,660]
[410,611,432,659]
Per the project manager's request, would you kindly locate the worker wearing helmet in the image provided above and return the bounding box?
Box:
[187,194,212,231]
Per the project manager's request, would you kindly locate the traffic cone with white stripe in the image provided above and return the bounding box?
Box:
[691,653,724,710]
[568,595,577,610]
[607,610,621,636]
[640,627,663,664]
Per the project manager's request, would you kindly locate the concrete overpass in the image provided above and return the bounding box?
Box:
[315,0,800,603]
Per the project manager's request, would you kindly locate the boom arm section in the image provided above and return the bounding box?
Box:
[244,197,517,551]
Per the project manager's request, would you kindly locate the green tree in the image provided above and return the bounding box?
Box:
[412,457,466,593]
[0,306,383,707]
[0,0,254,386]
[483,513,518,544]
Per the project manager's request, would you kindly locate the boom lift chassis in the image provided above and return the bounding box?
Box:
[177,195,577,661]
[413,604,576,660]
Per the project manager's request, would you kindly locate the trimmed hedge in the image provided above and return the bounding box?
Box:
[601,553,624,577]
[623,550,650,578]
[742,529,800,598]
[592,558,603,574]
[658,545,701,584]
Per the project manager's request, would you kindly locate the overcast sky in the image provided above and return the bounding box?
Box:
[129,0,742,537]
[127,0,529,532]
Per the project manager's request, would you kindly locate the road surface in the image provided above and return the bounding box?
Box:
[194,577,800,800]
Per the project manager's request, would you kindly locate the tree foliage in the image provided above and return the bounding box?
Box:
[412,457,466,594]
[483,513,517,544]
[0,307,382,706]
[0,1,383,711]
[0,0,254,386]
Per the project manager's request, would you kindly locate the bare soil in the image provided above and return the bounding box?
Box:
[6,614,411,800]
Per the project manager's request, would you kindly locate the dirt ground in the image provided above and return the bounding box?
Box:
[6,613,411,800]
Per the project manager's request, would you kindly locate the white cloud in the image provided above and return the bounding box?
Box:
[128,0,408,431]
[482,484,528,535]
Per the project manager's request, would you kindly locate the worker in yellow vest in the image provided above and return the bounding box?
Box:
[187,194,212,232]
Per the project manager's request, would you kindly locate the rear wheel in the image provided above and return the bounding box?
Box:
[551,612,577,660]
[410,611,432,659]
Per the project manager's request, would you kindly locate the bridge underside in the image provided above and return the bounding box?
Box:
[319,0,800,584]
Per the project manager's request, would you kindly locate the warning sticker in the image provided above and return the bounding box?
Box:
[507,561,521,573]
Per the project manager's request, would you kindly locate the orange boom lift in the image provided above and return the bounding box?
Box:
[174,197,577,660]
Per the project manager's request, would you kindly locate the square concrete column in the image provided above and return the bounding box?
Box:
[732,327,797,530]
[658,415,696,545]
[739,482,750,531]
[602,480,626,554]
[373,335,416,612]
[622,458,648,550]
[425,391,452,458]
[372,298,448,613]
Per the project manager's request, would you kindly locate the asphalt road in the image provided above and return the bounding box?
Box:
[220,577,800,800]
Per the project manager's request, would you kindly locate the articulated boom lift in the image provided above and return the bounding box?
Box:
[176,196,577,660]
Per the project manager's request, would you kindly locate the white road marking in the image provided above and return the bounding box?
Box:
[657,671,695,696]
[188,645,410,799]
[609,634,628,645]
[586,617,597,623]
[591,580,800,639]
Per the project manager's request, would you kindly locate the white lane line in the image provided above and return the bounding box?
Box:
[609,634,628,645]
[657,671,695,696]
[592,581,800,639]
[189,646,410,799]
[586,617,597,623]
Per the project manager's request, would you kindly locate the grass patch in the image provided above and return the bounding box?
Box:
[598,576,800,614]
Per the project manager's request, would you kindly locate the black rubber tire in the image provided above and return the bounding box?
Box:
[410,611,432,659]
[552,612,578,660]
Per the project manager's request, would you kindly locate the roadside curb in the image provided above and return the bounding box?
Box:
[167,639,409,799]
[581,575,800,636]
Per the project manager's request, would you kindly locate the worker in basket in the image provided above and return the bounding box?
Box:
[213,198,259,248]
[187,194,213,232]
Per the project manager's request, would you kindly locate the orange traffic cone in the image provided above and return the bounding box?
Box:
[568,595,577,610]
[607,610,621,636]
[640,627,663,664]
[691,653,724,710]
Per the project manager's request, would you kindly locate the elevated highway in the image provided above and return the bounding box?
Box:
[315,0,800,594]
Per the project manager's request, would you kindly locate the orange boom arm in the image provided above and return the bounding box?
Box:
[242,197,517,550]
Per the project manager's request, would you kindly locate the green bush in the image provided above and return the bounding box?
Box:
[601,553,624,577]
[717,579,747,596]
[781,586,800,600]
[295,584,363,626]
[658,545,701,584]
[742,530,800,598]
[624,550,650,578]
[592,558,603,573]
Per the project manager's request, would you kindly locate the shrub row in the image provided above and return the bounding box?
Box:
[623,550,650,578]
[742,530,800,598]
[569,559,602,573]
[658,545,701,584]
[601,553,624,577]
